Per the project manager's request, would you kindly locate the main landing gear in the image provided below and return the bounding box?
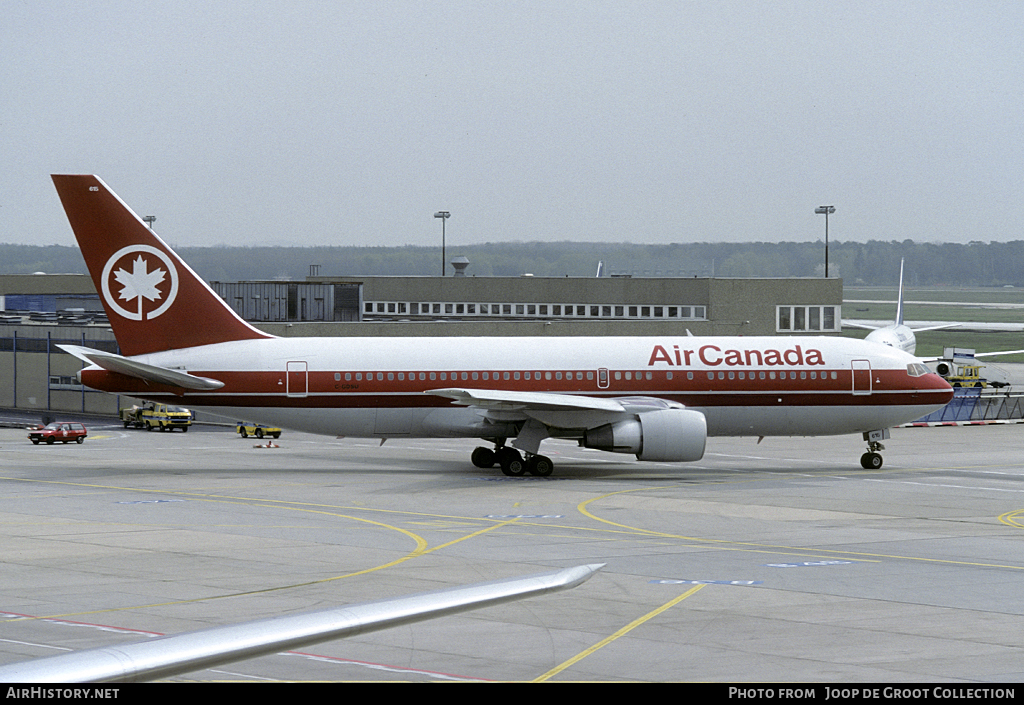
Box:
[471,444,554,477]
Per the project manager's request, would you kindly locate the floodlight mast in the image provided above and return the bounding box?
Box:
[815,205,835,277]
[434,211,450,276]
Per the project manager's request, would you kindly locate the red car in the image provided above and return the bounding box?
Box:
[29,422,88,445]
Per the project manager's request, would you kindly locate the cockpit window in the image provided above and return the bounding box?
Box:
[906,363,930,377]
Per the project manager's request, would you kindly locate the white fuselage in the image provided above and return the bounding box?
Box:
[81,334,953,441]
[865,325,917,355]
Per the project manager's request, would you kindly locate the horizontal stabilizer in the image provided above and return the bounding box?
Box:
[58,345,224,391]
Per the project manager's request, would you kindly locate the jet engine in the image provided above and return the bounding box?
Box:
[582,408,707,462]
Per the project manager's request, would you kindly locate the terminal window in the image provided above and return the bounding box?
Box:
[777,305,840,332]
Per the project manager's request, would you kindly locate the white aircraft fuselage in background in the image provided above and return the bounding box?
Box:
[52,175,953,475]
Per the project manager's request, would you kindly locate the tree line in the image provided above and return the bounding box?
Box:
[3,240,1023,287]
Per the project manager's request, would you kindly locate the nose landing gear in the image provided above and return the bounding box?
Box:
[860,449,884,469]
[860,429,889,469]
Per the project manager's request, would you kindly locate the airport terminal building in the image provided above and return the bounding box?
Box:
[1,271,842,418]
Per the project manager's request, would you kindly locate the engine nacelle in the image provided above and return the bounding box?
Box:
[583,409,707,462]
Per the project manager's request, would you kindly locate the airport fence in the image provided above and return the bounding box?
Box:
[912,388,1024,424]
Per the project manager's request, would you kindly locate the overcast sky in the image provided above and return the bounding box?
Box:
[3,1,1022,249]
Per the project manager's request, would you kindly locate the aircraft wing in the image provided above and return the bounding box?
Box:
[0,563,602,683]
[842,320,881,331]
[973,349,1024,359]
[427,387,627,413]
[58,345,225,391]
[909,323,963,332]
[843,320,962,333]
[920,348,1024,363]
[429,388,704,459]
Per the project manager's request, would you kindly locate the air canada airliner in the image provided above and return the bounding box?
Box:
[51,175,954,475]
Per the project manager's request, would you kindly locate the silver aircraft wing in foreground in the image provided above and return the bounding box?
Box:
[0,564,602,683]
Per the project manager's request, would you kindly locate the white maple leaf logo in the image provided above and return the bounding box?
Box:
[113,255,166,319]
[101,245,179,321]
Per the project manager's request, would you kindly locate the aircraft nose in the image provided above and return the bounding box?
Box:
[932,374,955,403]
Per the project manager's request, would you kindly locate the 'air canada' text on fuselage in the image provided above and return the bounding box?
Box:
[648,344,826,368]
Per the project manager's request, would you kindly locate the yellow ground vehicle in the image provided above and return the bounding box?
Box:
[934,347,1008,389]
[121,404,193,432]
[236,422,281,439]
[943,363,987,388]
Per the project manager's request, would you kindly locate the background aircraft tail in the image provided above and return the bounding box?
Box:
[895,258,905,326]
[51,175,272,356]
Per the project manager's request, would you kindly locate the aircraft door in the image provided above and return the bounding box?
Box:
[287,361,308,397]
[597,368,609,389]
[851,359,871,395]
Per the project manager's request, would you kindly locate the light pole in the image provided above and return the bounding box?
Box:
[815,205,835,277]
[434,211,450,276]
[143,215,156,230]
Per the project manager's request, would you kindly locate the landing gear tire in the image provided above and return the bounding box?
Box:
[497,448,526,477]
[526,455,554,477]
[860,452,883,470]
[471,447,496,468]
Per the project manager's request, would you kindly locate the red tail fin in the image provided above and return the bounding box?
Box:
[52,175,272,356]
